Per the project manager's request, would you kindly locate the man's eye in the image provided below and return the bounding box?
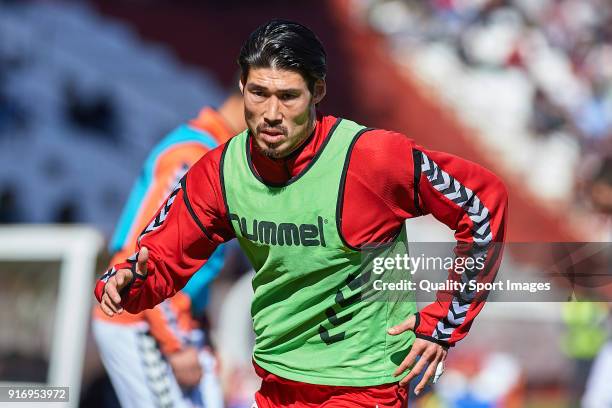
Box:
[251,90,264,97]
[280,93,297,101]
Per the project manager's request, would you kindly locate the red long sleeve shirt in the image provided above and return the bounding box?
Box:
[95,112,508,346]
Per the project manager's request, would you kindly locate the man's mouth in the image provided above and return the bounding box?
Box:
[259,129,285,144]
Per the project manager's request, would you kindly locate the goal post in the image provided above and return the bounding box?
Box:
[0,225,104,408]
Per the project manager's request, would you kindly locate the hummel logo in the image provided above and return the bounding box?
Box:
[229,213,327,247]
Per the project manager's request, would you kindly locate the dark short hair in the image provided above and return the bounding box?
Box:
[238,19,327,92]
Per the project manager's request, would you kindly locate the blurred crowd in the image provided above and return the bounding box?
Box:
[365,0,612,212]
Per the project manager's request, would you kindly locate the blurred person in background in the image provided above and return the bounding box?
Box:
[561,299,608,408]
[582,156,612,408]
[96,19,508,407]
[92,90,245,408]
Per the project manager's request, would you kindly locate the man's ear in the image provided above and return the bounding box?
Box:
[238,78,244,94]
[313,79,326,104]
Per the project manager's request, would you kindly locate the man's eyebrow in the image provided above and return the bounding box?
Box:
[246,83,301,93]
[246,83,267,90]
[277,88,302,94]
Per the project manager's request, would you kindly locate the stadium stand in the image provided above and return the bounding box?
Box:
[362,0,612,205]
[0,1,224,235]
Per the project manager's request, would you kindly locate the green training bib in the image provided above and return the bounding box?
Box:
[221,118,416,386]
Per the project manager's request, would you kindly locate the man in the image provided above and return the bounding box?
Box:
[92,92,245,408]
[96,20,508,407]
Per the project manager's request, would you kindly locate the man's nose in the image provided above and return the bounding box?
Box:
[263,97,282,125]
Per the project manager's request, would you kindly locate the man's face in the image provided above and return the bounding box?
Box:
[241,67,325,159]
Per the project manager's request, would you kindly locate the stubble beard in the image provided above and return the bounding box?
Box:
[257,109,316,160]
[259,145,282,159]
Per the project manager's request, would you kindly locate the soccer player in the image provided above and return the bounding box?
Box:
[96,20,508,407]
[92,92,245,408]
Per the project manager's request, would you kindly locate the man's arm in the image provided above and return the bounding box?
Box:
[95,146,233,314]
[389,143,508,391]
[105,136,217,356]
[410,147,508,345]
[107,140,209,268]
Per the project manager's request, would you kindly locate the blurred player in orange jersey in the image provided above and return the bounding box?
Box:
[92,91,245,408]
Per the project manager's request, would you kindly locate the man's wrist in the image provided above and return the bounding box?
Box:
[415,333,452,349]
[413,312,454,348]
[118,262,147,303]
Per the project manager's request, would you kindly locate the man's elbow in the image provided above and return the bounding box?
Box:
[488,175,509,242]
[490,174,509,211]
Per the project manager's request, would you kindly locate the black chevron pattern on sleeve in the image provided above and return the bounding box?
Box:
[418,151,494,342]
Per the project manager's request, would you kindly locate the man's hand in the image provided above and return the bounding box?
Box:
[167,346,203,388]
[99,248,149,317]
[388,314,448,394]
